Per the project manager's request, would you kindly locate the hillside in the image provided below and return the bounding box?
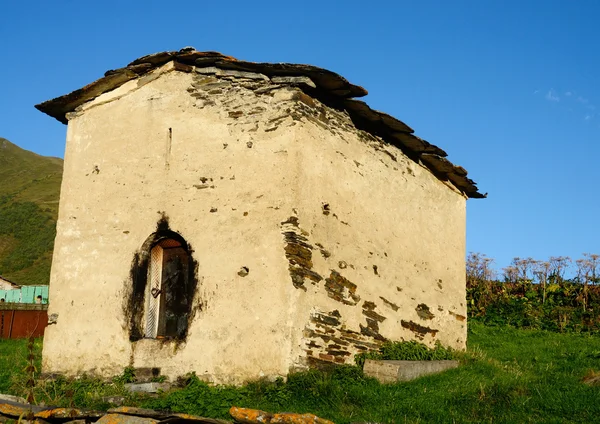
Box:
[0,138,63,284]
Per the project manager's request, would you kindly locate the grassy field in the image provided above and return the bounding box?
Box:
[0,337,42,394]
[1,323,600,423]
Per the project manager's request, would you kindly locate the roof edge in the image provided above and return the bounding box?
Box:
[35,48,485,199]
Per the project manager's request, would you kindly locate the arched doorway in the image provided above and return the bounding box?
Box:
[127,223,197,342]
[145,237,191,338]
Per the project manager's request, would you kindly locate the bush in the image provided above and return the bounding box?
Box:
[467,279,600,333]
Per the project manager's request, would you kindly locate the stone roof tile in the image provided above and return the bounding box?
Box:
[35,48,484,198]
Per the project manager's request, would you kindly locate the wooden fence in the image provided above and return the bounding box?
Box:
[0,303,48,338]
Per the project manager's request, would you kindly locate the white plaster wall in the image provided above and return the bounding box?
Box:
[284,114,467,368]
[43,64,466,383]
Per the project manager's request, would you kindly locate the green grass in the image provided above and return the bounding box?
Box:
[0,138,62,285]
[0,337,42,394]
[0,138,62,216]
[2,323,600,423]
[355,339,455,368]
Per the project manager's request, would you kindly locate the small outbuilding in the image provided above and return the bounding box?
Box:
[0,276,20,291]
[36,48,484,384]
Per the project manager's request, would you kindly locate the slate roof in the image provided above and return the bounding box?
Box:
[35,48,485,198]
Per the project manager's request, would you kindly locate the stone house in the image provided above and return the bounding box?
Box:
[0,276,19,291]
[36,48,484,384]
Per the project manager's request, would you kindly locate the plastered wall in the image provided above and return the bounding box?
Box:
[43,63,466,383]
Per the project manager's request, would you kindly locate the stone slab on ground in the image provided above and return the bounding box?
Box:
[0,399,49,417]
[96,413,159,424]
[124,383,172,393]
[363,359,459,383]
[229,407,333,424]
[163,413,230,423]
[0,394,28,404]
[35,407,104,420]
[0,402,231,424]
[0,400,334,424]
[108,407,171,420]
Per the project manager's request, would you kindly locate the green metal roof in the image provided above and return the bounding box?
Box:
[0,285,48,304]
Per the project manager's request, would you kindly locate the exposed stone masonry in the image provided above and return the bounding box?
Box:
[400,320,439,340]
[278,213,445,367]
[303,309,385,369]
[280,217,323,291]
[324,271,360,306]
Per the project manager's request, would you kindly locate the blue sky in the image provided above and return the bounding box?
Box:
[1,1,598,274]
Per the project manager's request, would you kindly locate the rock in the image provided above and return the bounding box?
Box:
[390,133,447,157]
[420,154,455,176]
[95,413,158,424]
[0,394,27,404]
[126,63,154,76]
[173,62,194,73]
[229,407,272,423]
[127,51,175,67]
[447,173,484,198]
[36,47,484,196]
[176,51,234,66]
[270,76,316,89]
[271,412,334,424]
[193,82,230,91]
[164,413,231,423]
[220,70,269,81]
[123,382,171,393]
[229,407,333,424]
[0,400,48,417]
[0,402,234,424]
[194,57,224,66]
[11,419,49,424]
[35,407,103,420]
[379,113,413,134]
[253,85,281,94]
[363,359,459,383]
[193,66,268,81]
[97,408,230,423]
[195,66,221,75]
[108,407,170,420]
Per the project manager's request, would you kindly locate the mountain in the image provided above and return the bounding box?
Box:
[0,138,63,285]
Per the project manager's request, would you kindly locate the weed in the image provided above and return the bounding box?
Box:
[112,366,136,384]
[355,340,455,368]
